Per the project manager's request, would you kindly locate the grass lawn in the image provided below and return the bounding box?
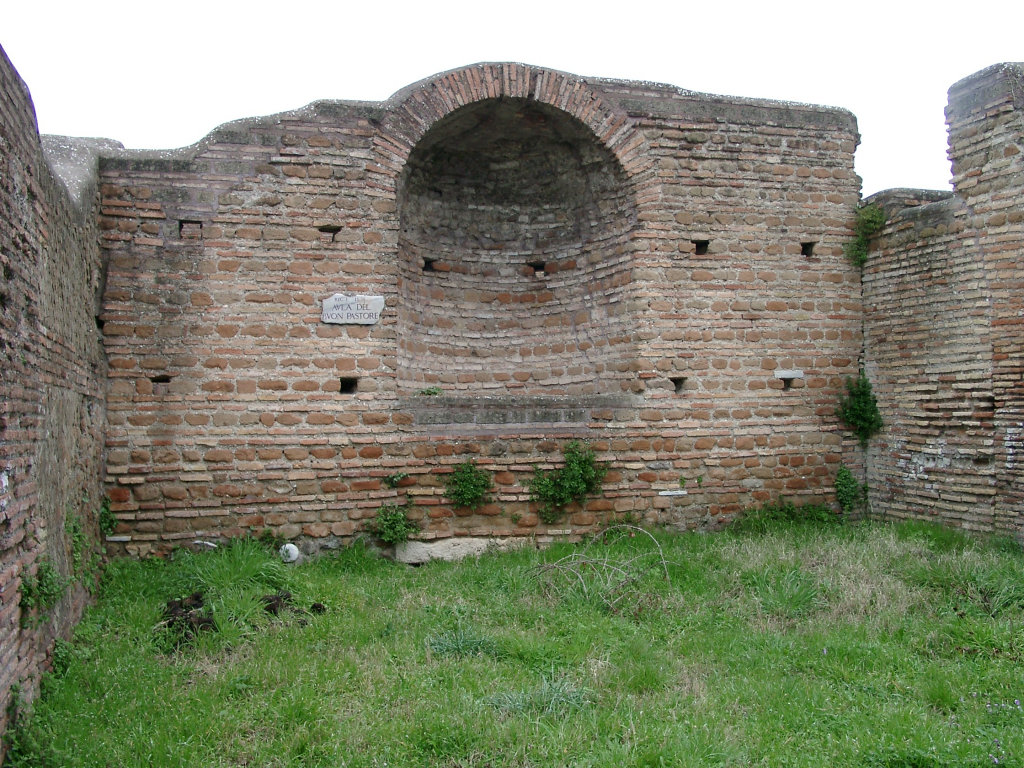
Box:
[7,517,1024,767]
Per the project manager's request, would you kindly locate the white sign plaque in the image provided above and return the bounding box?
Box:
[321,294,385,325]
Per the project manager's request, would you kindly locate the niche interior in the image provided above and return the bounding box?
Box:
[396,97,638,397]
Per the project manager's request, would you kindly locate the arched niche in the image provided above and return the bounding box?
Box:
[396,97,637,396]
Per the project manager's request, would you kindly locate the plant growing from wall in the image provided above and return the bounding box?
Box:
[837,371,883,447]
[528,441,608,525]
[66,511,89,578]
[372,504,419,544]
[98,496,118,537]
[444,461,492,511]
[383,471,410,489]
[834,465,867,516]
[66,505,104,588]
[844,203,886,267]
[19,558,67,626]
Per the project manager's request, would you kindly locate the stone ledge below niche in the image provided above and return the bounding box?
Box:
[395,393,642,432]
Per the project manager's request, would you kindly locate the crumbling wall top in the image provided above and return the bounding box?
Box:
[947,62,1024,120]
[72,62,860,175]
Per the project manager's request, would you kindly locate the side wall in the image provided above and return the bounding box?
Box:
[863,190,996,527]
[0,48,108,737]
[865,63,1024,536]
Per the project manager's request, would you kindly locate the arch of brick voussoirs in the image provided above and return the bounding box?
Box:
[370,62,653,194]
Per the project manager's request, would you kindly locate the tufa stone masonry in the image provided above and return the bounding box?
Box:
[1,44,1022,734]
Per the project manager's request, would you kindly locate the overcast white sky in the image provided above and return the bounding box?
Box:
[4,1,1022,196]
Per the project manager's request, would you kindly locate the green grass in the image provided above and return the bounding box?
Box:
[8,521,1024,767]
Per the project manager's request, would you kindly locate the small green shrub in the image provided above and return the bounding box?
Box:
[20,559,67,625]
[834,465,866,515]
[528,441,607,524]
[838,371,883,447]
[416,386,442,396]
[844,203,886,267]
[443,460,492,510]
[372,504,419,544]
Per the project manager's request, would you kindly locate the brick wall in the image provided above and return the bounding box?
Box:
[98,64,862,555]
[2,47,1021,750]
[864,63,1024,536]
[0,46,108,740]
[863,190,996,526]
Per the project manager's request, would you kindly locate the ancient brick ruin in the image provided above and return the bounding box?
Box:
[1,45,1022,734]
[94,62,866,555]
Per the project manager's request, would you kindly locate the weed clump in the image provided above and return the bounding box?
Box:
[19,559,67,626]
[732,499,838,534]
[528,440,607,524]
[152,537,303,651]
[743,565,823,618]
[443,460,492,510]
[532,525,670,615]
[834,465,867,516]
[372,503,419,544]
[486,676,591,715]
[427,625,502,658]
[844,203,886,267]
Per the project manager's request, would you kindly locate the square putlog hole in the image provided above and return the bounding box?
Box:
[801,241,816,257]
[179,220,203,239]
[670,376,688,394]
[150,374,172,395]
[339,377,359,394]
[691,240,710,256]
